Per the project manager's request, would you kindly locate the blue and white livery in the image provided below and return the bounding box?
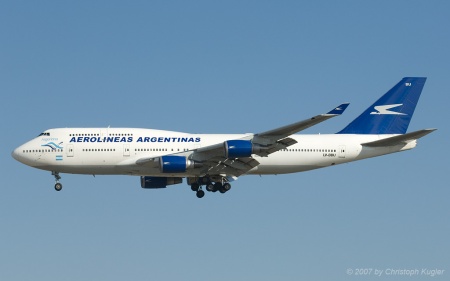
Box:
[12,77,436,198]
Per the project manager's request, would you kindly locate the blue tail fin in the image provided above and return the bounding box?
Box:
[337,77,426,134]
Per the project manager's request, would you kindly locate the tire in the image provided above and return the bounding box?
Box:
[191,183,200,192]
[196,190,205,198]
[213,182,222,192]
[207,183,218,192]
[54,183,62,191]
[223,183,231,191]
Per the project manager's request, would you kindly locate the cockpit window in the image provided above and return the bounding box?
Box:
[38,132,50,137]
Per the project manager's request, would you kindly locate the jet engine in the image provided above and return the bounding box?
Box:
[223,140,266,158]
[159,155,202,173]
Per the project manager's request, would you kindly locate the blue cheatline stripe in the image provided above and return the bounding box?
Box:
[42,142,64,150]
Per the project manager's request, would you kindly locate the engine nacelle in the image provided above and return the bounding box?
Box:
[224,140,266,158]
[159,155,201,173]
[140,176,183,189]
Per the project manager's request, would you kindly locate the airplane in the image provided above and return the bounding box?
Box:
[12,77,436,198]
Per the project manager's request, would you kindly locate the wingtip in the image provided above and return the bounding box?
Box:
[326,103,350,115]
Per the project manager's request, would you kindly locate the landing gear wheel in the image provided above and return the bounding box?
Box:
[206,183,215,192]
[223,183,231,191]
[191,183,200,192]
[52,171,62,191]
[54,183,62,191]
[196,189,205,198]
[220,183,231,193]
[213,182,222,193]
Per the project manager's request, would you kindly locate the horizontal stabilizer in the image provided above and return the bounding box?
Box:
[361,129,436,147]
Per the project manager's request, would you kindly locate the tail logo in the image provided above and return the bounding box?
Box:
[370,104,406,115]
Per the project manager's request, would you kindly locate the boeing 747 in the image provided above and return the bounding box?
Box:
[12,77,435,198]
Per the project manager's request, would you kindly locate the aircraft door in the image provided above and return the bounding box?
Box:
[338,145,346,158]
[123,144,130,156]
[67,144,74,157]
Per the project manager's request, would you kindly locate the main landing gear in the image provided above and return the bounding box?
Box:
[52,171,63,191]
[189,176,231,199]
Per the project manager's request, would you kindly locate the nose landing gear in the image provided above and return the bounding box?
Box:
[52,171,62,191]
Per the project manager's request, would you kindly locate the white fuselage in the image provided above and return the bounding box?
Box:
[12,128,416,177]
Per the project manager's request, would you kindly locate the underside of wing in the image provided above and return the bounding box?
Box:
[202,157,260,177]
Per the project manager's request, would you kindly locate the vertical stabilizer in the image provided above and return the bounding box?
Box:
[337,77,426,134]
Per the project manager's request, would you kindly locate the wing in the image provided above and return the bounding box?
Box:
[252,103,350,145]
[136,103,349,177]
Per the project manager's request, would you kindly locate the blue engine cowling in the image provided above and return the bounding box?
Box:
[159,155,201,173]
[140,176,183,188]
[160,156,188,173]
[224,140,253,158]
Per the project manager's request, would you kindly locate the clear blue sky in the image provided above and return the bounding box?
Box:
[1,1,448,280]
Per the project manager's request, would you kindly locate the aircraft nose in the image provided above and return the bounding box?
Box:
[12,144,41,167]
[12,145,29,165]
[11,147,21,162]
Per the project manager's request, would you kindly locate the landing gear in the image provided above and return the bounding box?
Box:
[196,189,205,198]
[205,183,216,192]
[52,171,62,191]
[213,182,222,192]
[189,180,205,198]
[220,183,231,193]
[188,176,231,198]
[54,182,62,191]
[191,182,199,192]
